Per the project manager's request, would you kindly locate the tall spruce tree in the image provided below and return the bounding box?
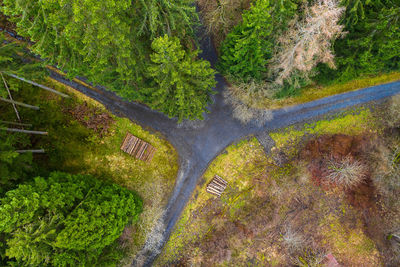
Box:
[147,35,216,121]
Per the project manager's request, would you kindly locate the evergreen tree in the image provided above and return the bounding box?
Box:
[0,172,142,266]
[219,0,298,81]
[147,35,216,121]
[1,0,209,120]
[0,131,32,196]
[317,0,400,82]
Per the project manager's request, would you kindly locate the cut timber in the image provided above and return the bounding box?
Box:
[1,128,48,135]
[16,149,45,153]
[6,73,70,98]
[120,132,156,162]
[0,97,39,110]
[207,175,228,197]
[0,121,32,127]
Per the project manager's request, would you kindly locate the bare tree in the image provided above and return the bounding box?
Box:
[272,0,346,85]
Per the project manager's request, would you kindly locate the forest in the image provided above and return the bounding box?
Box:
[0,0,399,266]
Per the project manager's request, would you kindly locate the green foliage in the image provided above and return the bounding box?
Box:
[0,131,32,196]
[0,172,142,266]
[0,33,45,97]
[136,0,197,40]
[219,0,274,80]
[219,0,298,81]
[1,0,208,120]
[147,35,216,121]
[317,0,400,83]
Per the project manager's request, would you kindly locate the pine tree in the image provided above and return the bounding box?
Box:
[147,35,216,121]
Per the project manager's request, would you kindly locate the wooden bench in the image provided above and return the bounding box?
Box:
[120,132,156,162]
[206,175,228,197]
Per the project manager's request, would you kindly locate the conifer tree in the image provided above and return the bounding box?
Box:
[147,35,216,121]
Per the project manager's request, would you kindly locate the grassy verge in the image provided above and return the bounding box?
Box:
[0,77,179,261]
[232,72,400,110]
[157,108,386,266]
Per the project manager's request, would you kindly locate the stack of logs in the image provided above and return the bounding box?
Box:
[120,132,156,162]
[206,175,228,197]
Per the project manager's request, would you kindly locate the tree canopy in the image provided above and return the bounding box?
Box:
[317,0,400,82]
[1,0,218,121]
[0,172,142,266]
[147,35,216,121]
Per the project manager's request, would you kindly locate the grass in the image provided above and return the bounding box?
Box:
[269,107,377,158]
[158,107,383,266]
[230,71,400,110]
[0,77,179,262]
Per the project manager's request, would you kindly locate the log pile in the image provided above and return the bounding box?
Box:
[120,132,156,162]
[206,175,228,197]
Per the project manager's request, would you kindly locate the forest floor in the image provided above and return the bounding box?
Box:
[157,100,400,266]
[0,77,179,263]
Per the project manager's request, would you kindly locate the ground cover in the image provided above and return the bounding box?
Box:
[158,100,400,266]
[0,76,179,263]
[227,71,400,111]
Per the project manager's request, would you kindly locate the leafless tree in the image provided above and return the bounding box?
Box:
[272,0,346,85]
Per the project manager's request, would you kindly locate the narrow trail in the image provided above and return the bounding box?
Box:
[4,22,400,267]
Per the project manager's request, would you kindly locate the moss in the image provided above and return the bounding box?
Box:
[270,108,377,157]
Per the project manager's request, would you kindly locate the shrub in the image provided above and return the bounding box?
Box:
[282,226,306,253]
[326,156,367,189]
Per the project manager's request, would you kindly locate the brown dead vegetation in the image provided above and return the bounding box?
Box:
[197,0,251,49]
[62,100,114,137]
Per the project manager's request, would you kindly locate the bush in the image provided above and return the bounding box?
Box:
[0,172,142,266]
[326,156,367,189]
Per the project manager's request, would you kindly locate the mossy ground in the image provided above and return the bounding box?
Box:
[157,105,397,266]
[0,77,179,261]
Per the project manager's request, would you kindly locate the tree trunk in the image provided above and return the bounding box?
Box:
[0,127,48,135]
[1,73,21,122]
[16,149,45,153]
[0,121,32,127]
[5,73,70,98]
[0,97,40,110]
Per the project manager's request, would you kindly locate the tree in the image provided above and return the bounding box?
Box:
[218,0,299,81]
[272,0,346,86]
[1,0,205,120]
[317,0,400,82]
[0,172,142,266]
[0,130,32,196]
[0,33,45,98]
[146,35,216,121]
